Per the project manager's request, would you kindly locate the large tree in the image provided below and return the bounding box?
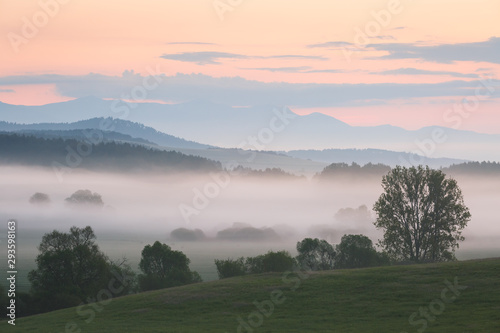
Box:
[373,166,471,263]
[28,226,134,312]
[138,241,201,291]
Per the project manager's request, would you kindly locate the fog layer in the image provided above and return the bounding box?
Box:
[1,166,498,283]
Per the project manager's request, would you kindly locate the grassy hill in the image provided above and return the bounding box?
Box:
[13,258,500,332]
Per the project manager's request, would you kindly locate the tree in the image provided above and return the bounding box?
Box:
[373,166,471,263]
[245,251,296,274]
[138,241,201,291]
[214,257,247,279]
[335,234,389,269]
[28,226,134,312]
[65,189,104,208]
[29,192,51,205]
[296,238,336,270]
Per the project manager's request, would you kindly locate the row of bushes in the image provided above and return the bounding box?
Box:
[214,234,390,279]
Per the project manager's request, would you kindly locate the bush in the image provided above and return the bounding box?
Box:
[214,257,247,279]
[246,251,296,274]
[335,234,389,269]
[65,189,104,208]
[171,228,206,241]
[29,192,51,205]
[138,241,201,291]
[216,226,280,242]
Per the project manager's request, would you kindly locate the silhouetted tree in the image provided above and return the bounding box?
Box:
[245,251,296,274]
[335,234,389,269]
[296,238,336,270]
[65,189,104,208]
[138,241,201,291]
[28,226,134,313]
[374,166,471,263]
[29,192,51,205]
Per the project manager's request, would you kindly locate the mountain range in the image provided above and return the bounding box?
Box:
[0,97,498,163]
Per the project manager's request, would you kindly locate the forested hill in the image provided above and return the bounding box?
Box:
[442,161,500,175]
[0,117,212,149]
[316,161,500,179]
[0,133,221,173]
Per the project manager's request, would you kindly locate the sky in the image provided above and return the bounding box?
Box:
[0,0,499,133]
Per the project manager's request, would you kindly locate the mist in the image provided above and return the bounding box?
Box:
[1,165,499,286]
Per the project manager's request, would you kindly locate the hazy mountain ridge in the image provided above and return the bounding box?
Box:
[286,148,466,168]
[0,117,210,149]
[1,97,498,161]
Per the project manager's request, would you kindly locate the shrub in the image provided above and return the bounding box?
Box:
[214,257,246,279]
[246,251,296,274]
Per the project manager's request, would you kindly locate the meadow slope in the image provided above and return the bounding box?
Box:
[12,258,500,333]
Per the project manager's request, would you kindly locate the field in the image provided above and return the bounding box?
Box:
[10,258,500,332]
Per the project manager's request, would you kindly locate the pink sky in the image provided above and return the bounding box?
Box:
[0,0,499,132]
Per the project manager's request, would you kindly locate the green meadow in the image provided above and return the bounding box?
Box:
[10,258,500,333]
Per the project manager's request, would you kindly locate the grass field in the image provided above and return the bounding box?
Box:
[10,258,500,332]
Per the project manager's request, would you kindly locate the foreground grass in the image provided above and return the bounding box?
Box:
[11,258,500,332]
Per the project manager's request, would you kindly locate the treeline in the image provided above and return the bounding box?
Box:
[317,161,500,179]
[214,235,390,279]
[0,227,201,318]
[316,162,391,179]
[232,166,304,179]
[0,133,221,173]
[6,129,153,145]
[0,227,389,319]
[442,161,500,175]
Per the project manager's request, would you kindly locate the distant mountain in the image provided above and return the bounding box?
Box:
[285,148,466,168]
[0,117,210,149]
[1,98,499,161]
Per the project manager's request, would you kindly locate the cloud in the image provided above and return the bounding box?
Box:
[241,66,343,73]
[160,52,327,65]
[166,42,217,45]
[370,35,396,41]
[0,89,14,93]
[241,66,312,73]
[476,67,493,72]
[304,69,345,73]
[160,52,247,65]
[307,37,395,48]
[307,41,353,48]
[370,37,500,64]
[373,68,479,78]
[0,73,498,108]
[266,55,327,61]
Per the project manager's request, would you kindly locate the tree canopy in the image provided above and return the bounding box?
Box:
[138,241,201,291]
[65,189,104,208]
[29,192,51,205]
[335,234,389,269]
[373,166,471,263]
[28,226,134,312]
[296,238,336,270]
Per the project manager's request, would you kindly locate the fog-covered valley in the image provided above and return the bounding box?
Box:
[2,165,499,289]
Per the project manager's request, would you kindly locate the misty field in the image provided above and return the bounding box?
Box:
[1,166,500,291]
[10,258,500,332]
